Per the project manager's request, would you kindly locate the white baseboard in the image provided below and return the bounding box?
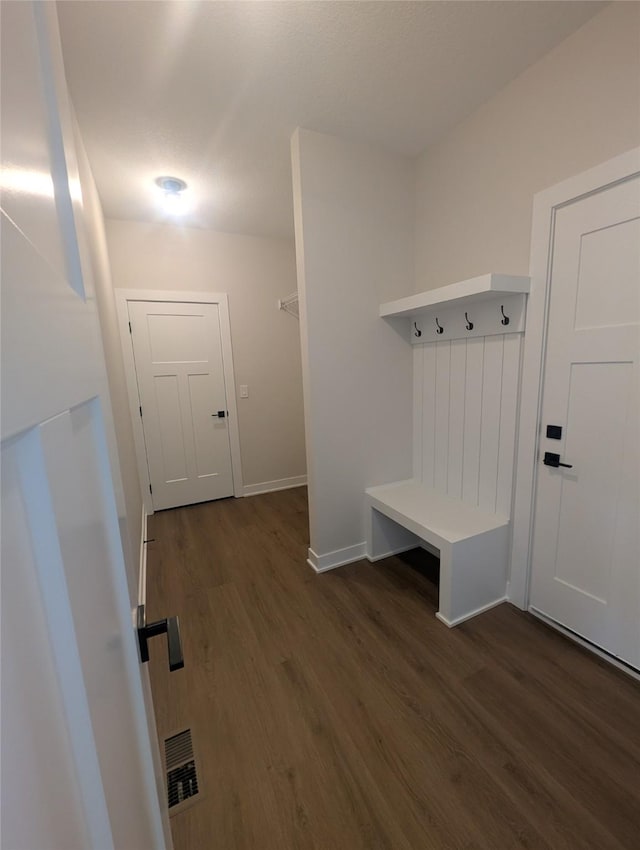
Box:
[307,542,367,573]
[418,538,440,559]
[310,539,434,573]
[367,544,418,563]
[242,475,307,497]
[435,596,507,628]
[368,540,438,563]
[138,507,148,608]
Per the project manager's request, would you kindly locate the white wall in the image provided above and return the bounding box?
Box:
[74,124,142,601]
[415,2,640,290]
[291,128,414,569]
[106,219,306,490]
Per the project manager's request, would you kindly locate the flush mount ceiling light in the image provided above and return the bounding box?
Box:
[155,175,188,215]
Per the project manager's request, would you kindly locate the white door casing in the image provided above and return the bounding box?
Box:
[510,148,640,668]
[117,290,243,512]
[1,3,169,848]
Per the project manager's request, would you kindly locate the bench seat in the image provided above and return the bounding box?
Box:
[365,480,510,627]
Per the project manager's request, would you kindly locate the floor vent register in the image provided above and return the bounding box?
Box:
[164,728,201,814]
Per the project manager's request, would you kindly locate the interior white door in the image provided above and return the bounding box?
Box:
[1,3,168,848]
[128,300,235,510]
[530,172,640,668]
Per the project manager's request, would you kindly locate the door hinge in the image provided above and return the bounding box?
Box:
[139,405,143,418]
[129,321,132,334]
[149,484,153,495]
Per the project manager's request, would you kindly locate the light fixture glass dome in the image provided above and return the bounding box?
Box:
[155,176,188,215]
[155,176,187,194]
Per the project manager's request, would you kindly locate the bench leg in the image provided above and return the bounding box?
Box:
[436,527,509,627]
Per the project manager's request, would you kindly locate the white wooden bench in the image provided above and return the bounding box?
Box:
[365,480,510,627]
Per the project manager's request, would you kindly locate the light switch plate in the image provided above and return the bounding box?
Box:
[239,385,249,398]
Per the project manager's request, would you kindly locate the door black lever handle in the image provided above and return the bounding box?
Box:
[543,452,573,469]
[137,604,184,671]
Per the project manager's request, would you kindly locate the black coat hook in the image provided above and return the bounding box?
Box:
[500,305,510,326]
[435,317,444,335]
[464,312,474,331]
[414,322,422,338]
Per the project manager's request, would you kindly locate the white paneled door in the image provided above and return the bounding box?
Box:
[128,301,235,510]
[530,173,640,668]
[1,3,167,849]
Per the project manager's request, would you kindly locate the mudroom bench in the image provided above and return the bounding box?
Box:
[365,480,510,626]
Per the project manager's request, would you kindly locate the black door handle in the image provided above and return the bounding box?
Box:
[212,410,226,418]
[543,451,573,469]
[137,604,184,671]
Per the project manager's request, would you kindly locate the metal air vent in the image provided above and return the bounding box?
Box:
[164,728,201,814]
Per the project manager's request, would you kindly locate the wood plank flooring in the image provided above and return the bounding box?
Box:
[146,488,640,850]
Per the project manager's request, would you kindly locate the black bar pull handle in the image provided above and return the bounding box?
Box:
[137,604,184,671]
[166,616,184,672]
[543,451,573,469]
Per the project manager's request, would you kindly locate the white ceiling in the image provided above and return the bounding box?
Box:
[58,1,604,239]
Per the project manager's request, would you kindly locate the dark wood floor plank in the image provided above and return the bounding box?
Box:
[310,571,626,850]
[462,664,638,849]
[460,604,640,758]
[299,571,602,850]
[146,488,640,850]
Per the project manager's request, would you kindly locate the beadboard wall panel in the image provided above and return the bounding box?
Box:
[415,333,522,515]
[447,340,467,501]
[496,333,522,516]
[412,345,423,480]
[478,336,504,513]
[433,342,451,493]
[421,343,437,487]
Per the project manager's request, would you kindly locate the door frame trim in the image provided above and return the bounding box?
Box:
[115,289,244,515]
[509,146,640,608]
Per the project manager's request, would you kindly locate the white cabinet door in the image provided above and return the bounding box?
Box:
[128,300,235,510]
[530,173,640,669]
[1,3,168,848]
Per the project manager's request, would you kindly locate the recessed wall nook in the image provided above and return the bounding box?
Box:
[366,273,531,626]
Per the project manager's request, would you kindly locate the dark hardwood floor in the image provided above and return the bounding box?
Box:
[146,487,640,850]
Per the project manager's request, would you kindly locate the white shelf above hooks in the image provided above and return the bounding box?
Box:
[380,274,530,318]
[380,273,530,344]
[278,292,299,319]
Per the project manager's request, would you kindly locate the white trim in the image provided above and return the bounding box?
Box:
[367,539,439,562]
[115,288,244,510]
[215,294,244,498]
[366,544,418,563]
[529,608,640,682]
[407,293,527,345]
[138,507,148,608]
[435,597,507,628]
[307,542,367,573]
[380,273,530,317]
[242,475,307,497]
[115,294,154,516]
[509,147,640,608]
[90,404,169,850]
[419,538,440,559]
